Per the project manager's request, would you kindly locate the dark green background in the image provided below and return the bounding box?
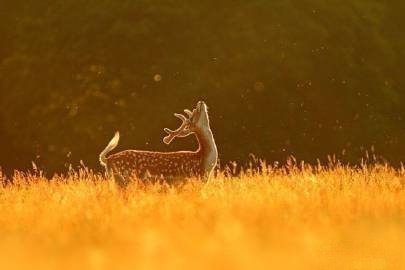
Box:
[1,1,404,175]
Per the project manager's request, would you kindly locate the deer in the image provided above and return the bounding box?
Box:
[99,101,218,186]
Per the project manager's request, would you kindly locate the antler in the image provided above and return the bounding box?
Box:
[184,109,193,117]
[163,109,194,144]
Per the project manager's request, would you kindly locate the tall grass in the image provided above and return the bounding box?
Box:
[0,163,404,270]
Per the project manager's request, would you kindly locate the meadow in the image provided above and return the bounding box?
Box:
[0,162,404,270]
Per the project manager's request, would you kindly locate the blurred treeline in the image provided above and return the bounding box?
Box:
[0,0,404,175]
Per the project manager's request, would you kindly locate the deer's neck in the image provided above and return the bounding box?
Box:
[195,128,218,176]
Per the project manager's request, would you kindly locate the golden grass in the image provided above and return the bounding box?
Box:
[0,164,404,270]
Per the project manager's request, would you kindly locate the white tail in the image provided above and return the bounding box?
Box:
[99,131,120,167]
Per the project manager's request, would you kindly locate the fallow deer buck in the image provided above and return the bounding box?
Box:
[99,101,218,186]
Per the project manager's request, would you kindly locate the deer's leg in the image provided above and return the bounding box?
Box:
[202,171,212,182]
[113,173,130,188]
[104,165,115,180]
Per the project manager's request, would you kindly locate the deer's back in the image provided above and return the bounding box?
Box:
[106,150,202,179]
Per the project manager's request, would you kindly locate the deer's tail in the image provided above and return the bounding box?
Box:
[99,131,120,167]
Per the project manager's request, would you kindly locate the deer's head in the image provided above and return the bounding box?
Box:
[163,101,211,144]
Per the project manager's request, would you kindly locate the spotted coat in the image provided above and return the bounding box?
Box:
[106,150,202,181]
